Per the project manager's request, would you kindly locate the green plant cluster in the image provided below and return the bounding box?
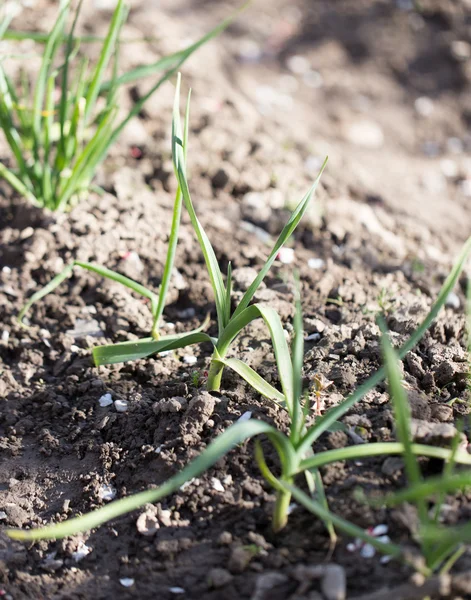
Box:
[3,2,471,582]
[0,0,243,210]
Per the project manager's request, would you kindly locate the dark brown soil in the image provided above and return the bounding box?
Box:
[1,1,471,599]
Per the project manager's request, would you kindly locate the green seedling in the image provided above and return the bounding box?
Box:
[7,236,471,544]
[19,75,328,392]
[0,0,246,210]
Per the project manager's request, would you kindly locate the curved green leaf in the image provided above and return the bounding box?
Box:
[215,355,286,405]
[93,330,214,366]
[297,442,471,474]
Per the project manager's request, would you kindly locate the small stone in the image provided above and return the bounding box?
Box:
[183,355,197,365]
[286,54,310,74]
[321,564,346,600]
[360,543,375,558]
[169,587,185,594]
[440,159,458,178]
[99,393,113,407]
[451,40,471,61]
[208,568,233,588]
[211,477,225,493]
[136,510,159,536]
[445,291,460,309]
[120,578,135,588]
[72,542,92,562]
[308,257,325,270]
[371,524,388,536]
[228,546,253,573]
[276,247,295,264]
[414,96,434,117]
[98,484,116,501]
[345,120,384,149]
[218,531,233,545]
[40,553,64,572]
[66,318,104,339]
[114,399,128,413]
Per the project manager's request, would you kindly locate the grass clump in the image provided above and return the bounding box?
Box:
[0,0,244,210]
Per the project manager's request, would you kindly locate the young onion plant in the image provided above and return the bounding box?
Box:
[0,0,244,210]
[7,235,471,551]
[19,74,328,393]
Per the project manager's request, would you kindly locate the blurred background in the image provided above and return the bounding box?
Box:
[3,0,471,259]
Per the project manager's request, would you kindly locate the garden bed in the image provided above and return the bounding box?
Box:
[1,1,471,598]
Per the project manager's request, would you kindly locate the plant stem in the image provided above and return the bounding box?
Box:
[273,485,291,532]
[206,351,224,391]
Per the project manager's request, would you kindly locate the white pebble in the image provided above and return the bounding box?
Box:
[1,330,9,343]
[159,350,172,357]
[72,542,92,562]
[277,247,295,264]
[287,503,298,515]
[414,96,434,117]
[2,266,11,274]
[286,54,310,74]
[169,587,185,594]
[0,511,7,520]
[308,257,325,270]
[180,478,196,491]
[70,344,80,353]
[451,40,471,61]
[211,477,225,493]
[445,291,460,309]
[440,159,458,178]
[345,120,384,149]
[305,333,321,342]
[237,411,252,423]
[371,524,388,537]
[99,393,113,407]
[360,543,376,558]
[98,484,116,501]
[120,578,135,588]
[114,399,128,413]
[183,355,197,365]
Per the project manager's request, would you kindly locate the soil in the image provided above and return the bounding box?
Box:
[1,1,471,599]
